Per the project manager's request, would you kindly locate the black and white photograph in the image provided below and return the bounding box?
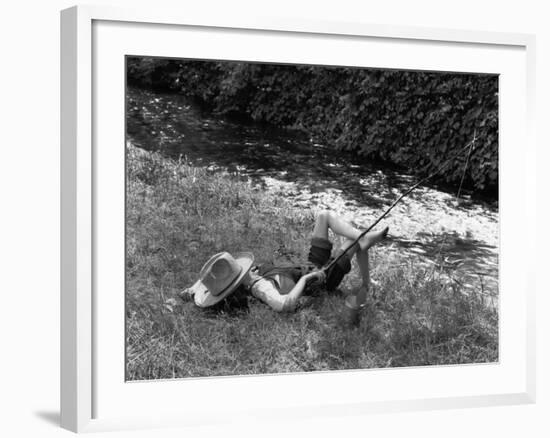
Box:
[125,57,499,380]
[5,0,549,435]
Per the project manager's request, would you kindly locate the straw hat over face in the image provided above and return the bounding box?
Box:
[190,251,255,308]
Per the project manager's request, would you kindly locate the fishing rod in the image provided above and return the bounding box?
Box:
[322,135,478,274]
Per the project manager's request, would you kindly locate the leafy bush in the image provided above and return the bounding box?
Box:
[127,57,498,192]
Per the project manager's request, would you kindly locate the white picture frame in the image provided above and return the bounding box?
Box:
[60,4,536,433]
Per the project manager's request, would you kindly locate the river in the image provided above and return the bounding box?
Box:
[126,86,499,297]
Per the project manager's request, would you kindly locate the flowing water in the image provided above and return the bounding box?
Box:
[126,86,499,296]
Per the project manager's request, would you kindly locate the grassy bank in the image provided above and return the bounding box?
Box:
[126,144,498,380]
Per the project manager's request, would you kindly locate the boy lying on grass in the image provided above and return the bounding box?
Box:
[179,211,388,312]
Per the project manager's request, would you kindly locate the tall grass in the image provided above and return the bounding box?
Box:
[126,144,498,380]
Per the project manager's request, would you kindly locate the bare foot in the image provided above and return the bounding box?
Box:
[359,226,389,251]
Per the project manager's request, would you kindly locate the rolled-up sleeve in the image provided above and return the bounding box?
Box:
[250,277,293,312]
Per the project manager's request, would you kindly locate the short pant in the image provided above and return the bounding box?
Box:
[307,237,352,291]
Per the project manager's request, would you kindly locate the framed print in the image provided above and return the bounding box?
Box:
[60,4,536,433]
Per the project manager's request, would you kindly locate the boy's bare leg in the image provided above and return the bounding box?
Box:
[334,239,370,305]
[312,210,388,251]
[338,238,360,258]
[359,229,388,251]
[311,211,331,240]
[312,210,360,240]
[355,249,370,306]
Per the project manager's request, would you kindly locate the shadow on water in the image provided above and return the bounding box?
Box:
[127,87,495,212]
[388,231,498,292]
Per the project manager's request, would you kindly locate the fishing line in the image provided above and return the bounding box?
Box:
[434,131,476,265]
[322,136,479,274]
[455,130,476,203]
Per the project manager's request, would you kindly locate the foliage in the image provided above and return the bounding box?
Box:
[126,57,180,89]
[127,57,498,192]
[126,145,498,380]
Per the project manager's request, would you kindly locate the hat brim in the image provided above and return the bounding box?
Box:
[192,252,254,308]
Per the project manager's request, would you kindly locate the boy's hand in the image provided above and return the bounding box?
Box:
[304,270,326,283]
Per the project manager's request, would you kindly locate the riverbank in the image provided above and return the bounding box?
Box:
[127,60,499,191]
[127,86,499,295]
[126,144,498,380]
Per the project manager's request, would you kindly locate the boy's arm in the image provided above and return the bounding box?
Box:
[280,276,308,312]
[281,270,325,312]
[250,271,325,312]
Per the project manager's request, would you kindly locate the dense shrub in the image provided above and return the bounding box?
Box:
[127,57,498,191]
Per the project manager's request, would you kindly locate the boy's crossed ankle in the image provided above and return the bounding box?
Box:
[359,226,389,251]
